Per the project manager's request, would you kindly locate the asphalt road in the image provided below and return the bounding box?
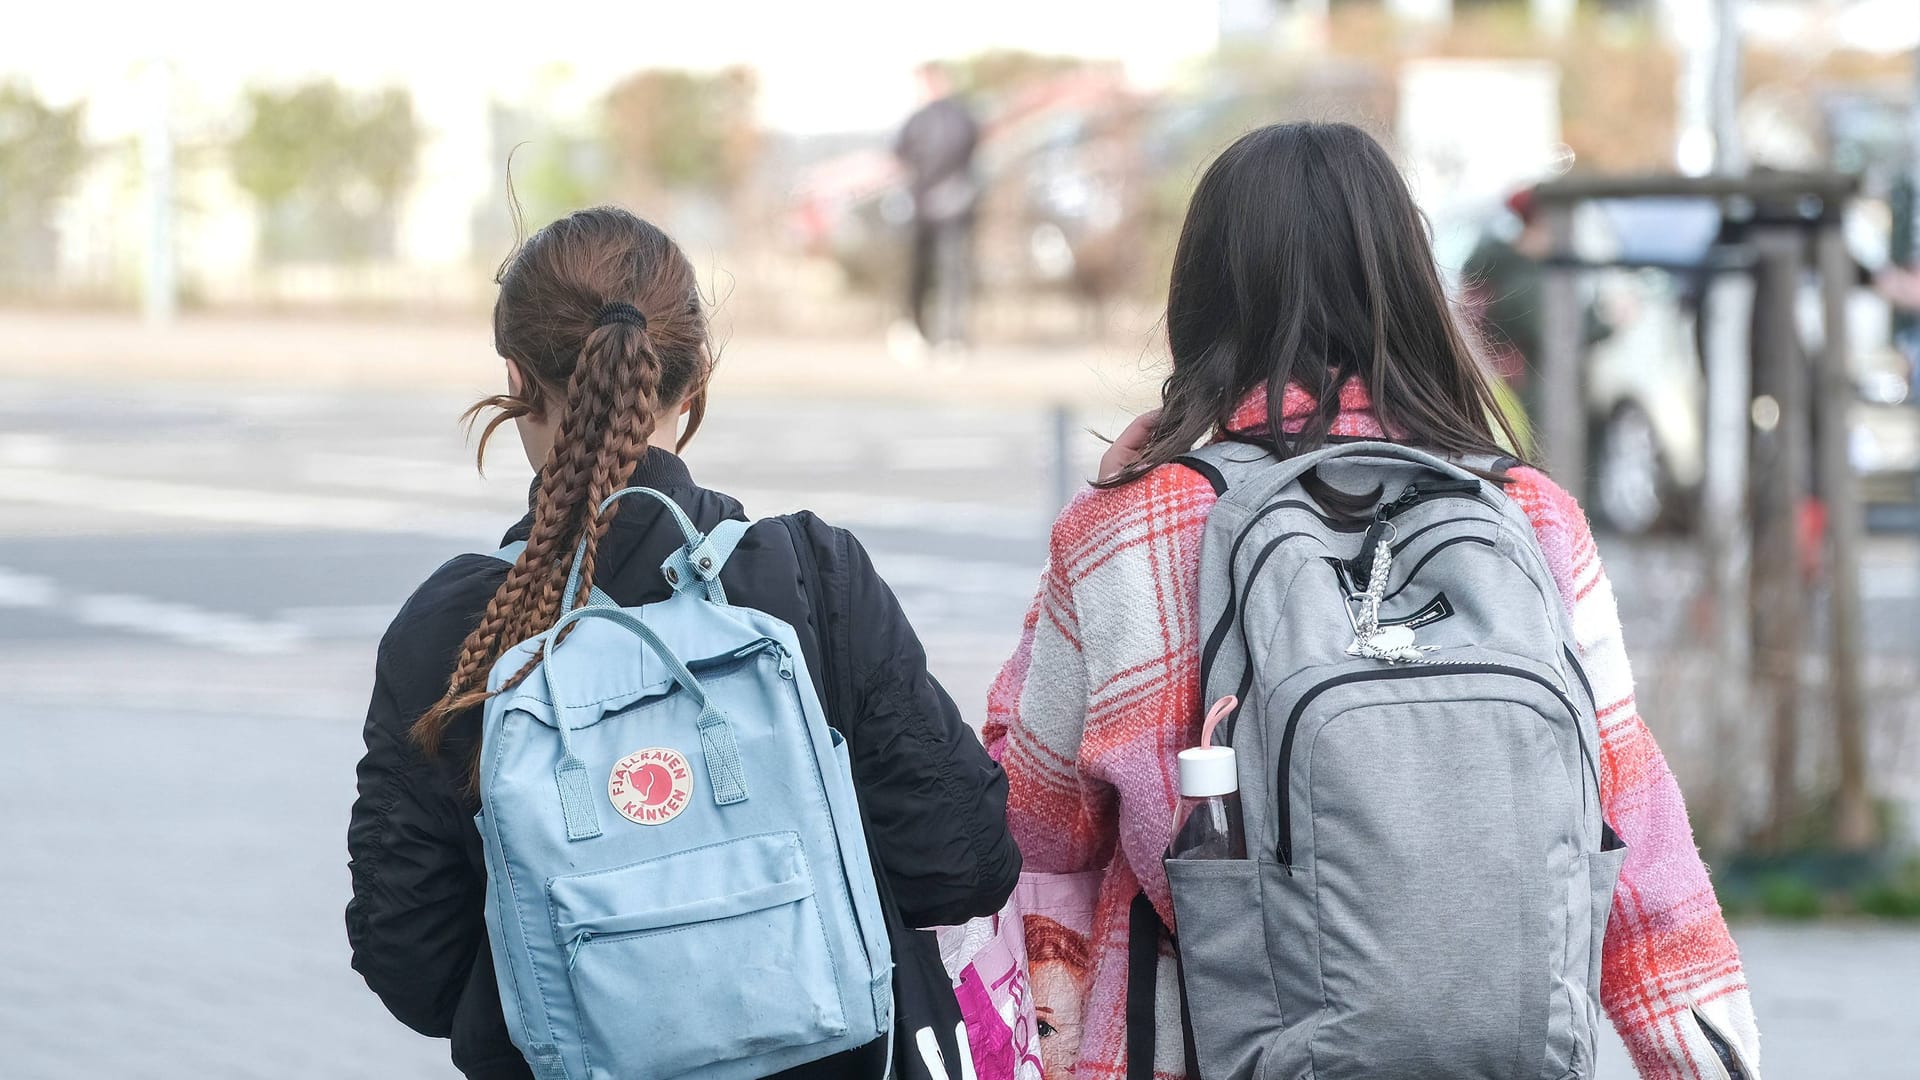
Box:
[2,377,1916,1079]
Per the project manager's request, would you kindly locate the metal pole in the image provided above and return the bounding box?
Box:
[1051,403,1077,512]
[1673,0,1714,174]
[1817,224,1876,851]
[1748,231,1808,848]
[1699,267,1755,848]
[1709,0,1744,175]
[1537,203,1586,495]
[1909,49,1920,271]
[1910,49,1920,688]
[140,60,177,325]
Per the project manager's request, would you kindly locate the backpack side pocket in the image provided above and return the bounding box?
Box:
[1166,857,1287,1080]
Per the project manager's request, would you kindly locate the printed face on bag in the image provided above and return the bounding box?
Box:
[1023,915,1092,1079]
[608,748,692,825]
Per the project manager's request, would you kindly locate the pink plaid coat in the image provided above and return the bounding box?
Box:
[984,382,1760,1079]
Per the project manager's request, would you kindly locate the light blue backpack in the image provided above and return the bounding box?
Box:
[475,488,893,1080]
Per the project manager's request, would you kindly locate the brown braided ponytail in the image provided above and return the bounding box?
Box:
[413,207,711,770]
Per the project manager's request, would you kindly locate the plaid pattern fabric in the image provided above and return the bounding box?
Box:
[984,382,1759,1079]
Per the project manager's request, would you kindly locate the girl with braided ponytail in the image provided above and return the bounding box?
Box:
[348,207,1019,1080]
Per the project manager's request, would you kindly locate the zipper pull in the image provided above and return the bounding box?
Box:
[566,931,592,971]
[1353,517,1395,592]
[777,647,795,681]
[1380,478,1481,521]
[1383,483,1422,518]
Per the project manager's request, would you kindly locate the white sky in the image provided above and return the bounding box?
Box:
[1,0,1220,135]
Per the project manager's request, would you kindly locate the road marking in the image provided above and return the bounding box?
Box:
[720,485,1044,540]
[75,593,307,655]
[0,566,57,607]
[0,540,1032,656]
[885,435,1008,471]
[0,464,508,540]
[299,451,1051,539]
[862,551,1042,599]
[0,564,309,655]
[276,604,401,639]
[74,450,1049,542]
[0,434,62,468]
[682,438,864,468]
[300,453,525,503]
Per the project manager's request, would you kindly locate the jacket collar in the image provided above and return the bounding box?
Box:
[503,447,700,545]
[1225,379,1387,440]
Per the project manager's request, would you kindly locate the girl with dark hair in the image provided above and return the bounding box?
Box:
[347,206,1019,1080]
[984,123,1759,1079]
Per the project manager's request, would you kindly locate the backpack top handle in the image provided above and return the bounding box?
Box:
[559,486,751,608]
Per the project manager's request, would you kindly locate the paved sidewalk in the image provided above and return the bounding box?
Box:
[3,696,1916,1079]
[0,310,1161,410]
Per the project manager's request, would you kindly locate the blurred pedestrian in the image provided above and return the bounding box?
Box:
[1874,170,1920,381]
[986,123,1759,1080]
[893,61,980,358]
[1462,186,1611,443]
[346,207,1018,1080]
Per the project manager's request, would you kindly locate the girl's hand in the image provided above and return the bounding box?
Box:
[1098,409,1160,482]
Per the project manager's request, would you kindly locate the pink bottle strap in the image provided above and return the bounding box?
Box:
[1200,696,1238,749]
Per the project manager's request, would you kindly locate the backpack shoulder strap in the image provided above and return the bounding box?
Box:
[1127,893,1199,1080]
[484,542,617,608]
[779,514,964,1080]
[658,517,753,602]
[1171,454,1228,495]
[1173,440,1274,497]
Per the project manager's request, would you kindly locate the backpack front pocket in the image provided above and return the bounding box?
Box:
[548,831,849,1079]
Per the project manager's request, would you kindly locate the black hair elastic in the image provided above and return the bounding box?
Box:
[592,301,648,330]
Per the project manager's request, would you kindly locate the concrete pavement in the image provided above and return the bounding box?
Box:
[2,370,1916,1078]
[4,698,1915,1080]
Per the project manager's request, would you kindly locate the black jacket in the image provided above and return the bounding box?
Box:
[347,449,1020,1080]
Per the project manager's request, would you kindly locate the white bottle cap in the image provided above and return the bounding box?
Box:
[1178,746,1238,798]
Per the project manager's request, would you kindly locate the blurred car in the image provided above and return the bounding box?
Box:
[1580,198,1718,535]
[1455,195,1918,535]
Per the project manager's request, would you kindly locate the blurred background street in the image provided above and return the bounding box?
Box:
[5,0,1920,1076]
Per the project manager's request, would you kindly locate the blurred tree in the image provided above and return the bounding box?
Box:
[0,83,86,286]
[231,82,420,262]
[470,103,611,264]
[604,68,759,198]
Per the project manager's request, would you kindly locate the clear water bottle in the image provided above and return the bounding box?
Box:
[1168,697,1247,861]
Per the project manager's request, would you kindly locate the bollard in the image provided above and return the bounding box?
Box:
[1050,403,1077,514]
[1817,225,1875,850]
[1698,269,1755,850]
[1749,231,1808,848]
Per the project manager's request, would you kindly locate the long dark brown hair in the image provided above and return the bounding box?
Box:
[412,206,710,763]
[1100,121,1522,487]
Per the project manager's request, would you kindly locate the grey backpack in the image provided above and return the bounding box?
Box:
[1164,440,1625,1080]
